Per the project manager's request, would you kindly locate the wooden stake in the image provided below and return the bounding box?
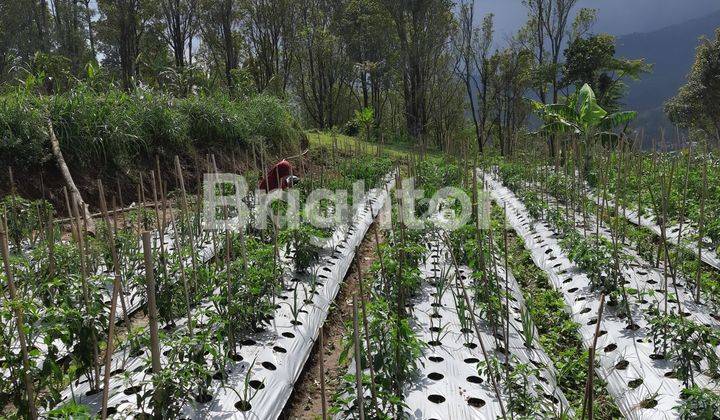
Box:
[352,296,365,420]
[355,250,378,412]
[98,179,130,419]
[0,228,38,419]
[319,327,328,420]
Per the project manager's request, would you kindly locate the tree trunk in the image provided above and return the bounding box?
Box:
[47,119,95,232]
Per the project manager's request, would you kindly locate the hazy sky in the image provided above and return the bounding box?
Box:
[475,0,720,45]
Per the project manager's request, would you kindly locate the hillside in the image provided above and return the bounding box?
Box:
[616,9,720,138]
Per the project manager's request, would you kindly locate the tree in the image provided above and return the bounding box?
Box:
[521,0,592,155]
[666,29,720,146]
[494,43,533,156]
[532,83,637,172]
[453,3,495,153]
[243,0,296,95]
[198,0,239,91]
[380,0,454,142]
[50,0,90,75]
[339,0,395,130]
[563,34,649,112]
[96,0,142,90]
[159,0,197,68]
[294,0,352,128]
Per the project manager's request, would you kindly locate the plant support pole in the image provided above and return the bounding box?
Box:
[1,229,38,419]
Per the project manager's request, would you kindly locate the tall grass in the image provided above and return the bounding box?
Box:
[0,86,302,172]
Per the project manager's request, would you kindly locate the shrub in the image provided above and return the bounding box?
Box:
[0,87,302,173]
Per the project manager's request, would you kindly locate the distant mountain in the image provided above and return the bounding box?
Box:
[615,10,720,139]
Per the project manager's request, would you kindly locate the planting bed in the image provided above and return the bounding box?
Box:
[50,173,394,418]
[401,234,572,418]
[587,190,720,272]
[486,171,720,419]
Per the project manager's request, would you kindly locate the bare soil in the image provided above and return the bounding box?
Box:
[280,222,384,419]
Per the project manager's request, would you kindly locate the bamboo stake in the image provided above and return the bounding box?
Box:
[0,227,38,420]
[169,210,194,337]
[581,293,605,420]
[71,198,101,389]
[142,231,164,416]
[174,156,199,291]
[98,179,129,419]
[319,327,328,420]
[142,232,162,375]
[352,296,365,420]
[695,146,708,303]
[355,250,378,413]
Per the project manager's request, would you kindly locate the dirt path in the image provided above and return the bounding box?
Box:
[280,223,384,419]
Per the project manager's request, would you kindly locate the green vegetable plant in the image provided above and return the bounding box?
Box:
[647,312,720,387]
[675,386,720,419]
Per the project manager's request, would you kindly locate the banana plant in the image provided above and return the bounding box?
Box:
[531,83,637,174]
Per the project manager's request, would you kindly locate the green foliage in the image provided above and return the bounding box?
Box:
[1,195,53,250]
[0,87,302,171]
[531,83,637,151]
[647,312,720,387]
[562,34,650,112]
[281,224,323,272]
[676,386,720,419]
[665,28,720,143]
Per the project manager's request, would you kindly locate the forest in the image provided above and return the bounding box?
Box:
[1,0,720,419]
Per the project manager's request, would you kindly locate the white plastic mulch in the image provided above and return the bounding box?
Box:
[51,173,395,419]
[587,191,720,272]
[403,234,572,419]
[486,172,720,420]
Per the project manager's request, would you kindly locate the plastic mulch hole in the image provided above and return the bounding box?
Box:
[282,332,295,338]
[85,387,103,396]
[428,340,442,347]
[241,339,257,346]
[110,368,125,376]
[427,372,444,380]
[640,397,658,409]
[261,361,277,371]
[615,360,629,370]
[195,393,213,403]
[544,393,559,403]
[467,397,486,408]
[428,356,444,363]
[567,287,579,293]
[428,394,446,404]
[464,357,480,364]
[628,378,643,389]
[579,307,591,314]
[603,343,617,352]
[463,342,478,349]
[273,346,287,353]
[123,385,142,395]
[235,400,252,411]
[466,375,483,384]
[249,380,265,390]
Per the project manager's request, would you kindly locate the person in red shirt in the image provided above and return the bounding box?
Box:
[258,150,307,191]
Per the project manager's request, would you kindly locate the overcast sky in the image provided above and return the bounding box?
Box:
[475,0,720,46]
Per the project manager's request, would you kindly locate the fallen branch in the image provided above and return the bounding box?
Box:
[47,118,95,233]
